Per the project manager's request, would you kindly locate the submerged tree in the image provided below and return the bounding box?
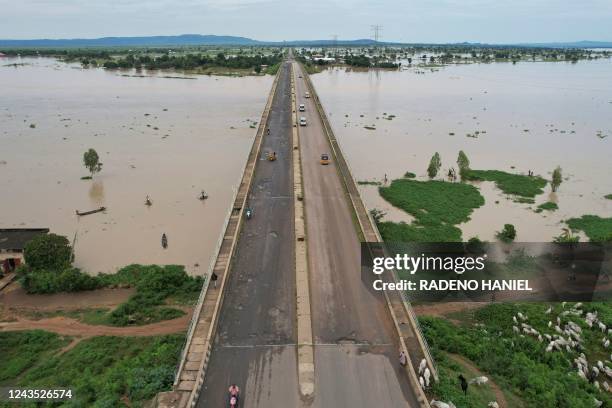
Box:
[427,152,442,179]
[551,166,563,192]
[457,150,470,179]
[497,224,517,243]
[83,148,102,177]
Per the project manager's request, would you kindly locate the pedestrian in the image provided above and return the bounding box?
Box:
[211,272,218,289]
[399,350,407,367]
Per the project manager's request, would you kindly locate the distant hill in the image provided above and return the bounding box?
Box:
[0,34,262,47]
[0,34,610,49]
[516,40,612,49]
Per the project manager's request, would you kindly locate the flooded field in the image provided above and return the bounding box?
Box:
[0,57,272,275]
[312,60,612,241]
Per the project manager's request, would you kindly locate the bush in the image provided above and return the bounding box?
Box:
[23,233,72,271]
[496,224,517,242]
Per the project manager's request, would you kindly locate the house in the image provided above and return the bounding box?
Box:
[0,228,49,275]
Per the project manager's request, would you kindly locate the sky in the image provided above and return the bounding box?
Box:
[1,0,612,43]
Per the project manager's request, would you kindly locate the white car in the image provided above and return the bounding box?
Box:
[299,104,305,112]
[305,92,310,98]
[299,117,307,126]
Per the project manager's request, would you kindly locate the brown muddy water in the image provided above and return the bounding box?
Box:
[0,57,272,275]
[312,61,612,241]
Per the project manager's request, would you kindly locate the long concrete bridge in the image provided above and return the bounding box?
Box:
[157,55,436,408]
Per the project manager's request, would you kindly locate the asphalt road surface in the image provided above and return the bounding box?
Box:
[197,61,300,408]
[294,62,420,408]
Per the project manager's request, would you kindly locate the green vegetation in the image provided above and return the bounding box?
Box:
[513,197,535,204]
[357,180,382,186]
[464,169,547,198]
[427,152,442,179]
[496,223,517,242]
[0,331,184,407]
[551,166,563,192]
[83,148,102,177]
[19,236,203,325]
[344,54,399,68]
[23,233,72,271]
[553,228,580,243]
[535,201,558,213]
[404,171,416,179]
[377,179,484,242]
[421,303,612,407]
[605,194,612,200]
[457,150,470,179]
[102,52,281,73]
[566,215,612,242]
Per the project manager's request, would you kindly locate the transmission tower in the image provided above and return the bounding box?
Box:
[370,25,383,43]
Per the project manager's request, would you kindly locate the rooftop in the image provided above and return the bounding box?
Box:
[0,228,50,251]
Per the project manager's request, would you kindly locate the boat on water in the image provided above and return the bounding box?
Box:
[76,207,106,216]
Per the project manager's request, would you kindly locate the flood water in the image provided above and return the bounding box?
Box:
[312,61,612,241]
[1,57,272,275]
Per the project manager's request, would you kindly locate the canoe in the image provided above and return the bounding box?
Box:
[76,207,106,216]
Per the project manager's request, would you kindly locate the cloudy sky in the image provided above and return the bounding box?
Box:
[1,0,611,43]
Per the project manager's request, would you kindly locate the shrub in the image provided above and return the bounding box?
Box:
[497,224,517,242]
[24,233,71,271]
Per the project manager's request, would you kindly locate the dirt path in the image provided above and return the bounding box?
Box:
[447,353,508,408]
[0,312,191,338]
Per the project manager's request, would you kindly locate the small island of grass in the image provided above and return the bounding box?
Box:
[464,169,547,198]
[535,201,558,213]
[566,215,612,242]
[377,178,485,242]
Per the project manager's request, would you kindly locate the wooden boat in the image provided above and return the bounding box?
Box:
[76,207,106,216]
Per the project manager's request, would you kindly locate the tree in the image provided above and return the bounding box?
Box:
[496,224,517,243]
[427,152,442,179]
[457,150,470,179]
[24,233,72,271]
[83,148,102,177]
[553,228,579,243]
[551,166,562,192]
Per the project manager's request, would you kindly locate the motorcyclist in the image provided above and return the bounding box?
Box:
[228,384,240,407]
[245,207,252,219]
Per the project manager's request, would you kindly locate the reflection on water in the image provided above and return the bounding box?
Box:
[313,61,612,242]
[88,181,105,205]
[0,57,272,275]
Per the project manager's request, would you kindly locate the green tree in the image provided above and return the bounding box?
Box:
[83,148,102,177]
[551,166,562,192]
[427,152,442,179]
[457,150,470,179]
[497,224,517,243]
[24,233,72,271]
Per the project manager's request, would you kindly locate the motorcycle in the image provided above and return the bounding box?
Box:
[228,385,240,408]
[245,208,252,220]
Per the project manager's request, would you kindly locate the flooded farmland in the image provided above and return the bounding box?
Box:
[312,60,612,241]
[0,57,272,275]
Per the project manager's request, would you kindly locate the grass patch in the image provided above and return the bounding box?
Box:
[464,170,547,198]
[605,194,612,200]
[377,179,484,242]
[80,176,92,180]
[513,197,535,204]
[421,302,612,407]
[263,62,281,75]
[535,201,558,213]
[0,331,184,407]
[357,180,382,186]
[566,215,612,242]
[404,171,416,179]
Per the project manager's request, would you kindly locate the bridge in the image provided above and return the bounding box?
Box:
[157,55,436,408]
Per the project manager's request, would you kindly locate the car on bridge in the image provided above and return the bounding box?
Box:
[299,103,305,112]
[299,117,307,126]
[305,92,310,98]
[320,153,330,165]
